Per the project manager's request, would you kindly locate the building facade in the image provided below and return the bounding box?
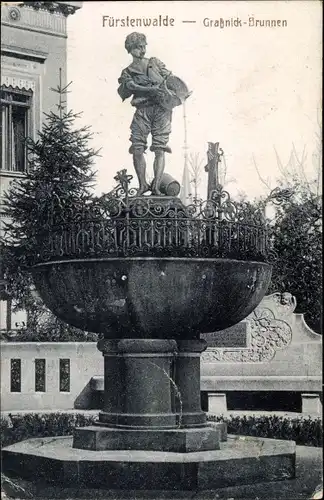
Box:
[0,1,82,331]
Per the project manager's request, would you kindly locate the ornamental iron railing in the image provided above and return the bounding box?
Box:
[32,170,272,264]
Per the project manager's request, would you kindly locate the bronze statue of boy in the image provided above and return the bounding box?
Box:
[118,32,190,196]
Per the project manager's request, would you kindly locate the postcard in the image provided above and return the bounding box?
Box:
[1,2,322,499]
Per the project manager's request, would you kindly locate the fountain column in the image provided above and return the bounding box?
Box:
[98,339,178,428]
[73,336,221,452]
[96,339,120,425]
[175,339,208,427]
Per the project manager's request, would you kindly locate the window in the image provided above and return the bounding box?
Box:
[10,358,21,392]
[35,359,46,392]
[1,86,32,172]
[59,359,70,392]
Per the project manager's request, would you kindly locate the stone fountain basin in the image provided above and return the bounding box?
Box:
[32,257,272,339]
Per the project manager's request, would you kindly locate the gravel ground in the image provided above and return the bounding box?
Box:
[1,445,322,500]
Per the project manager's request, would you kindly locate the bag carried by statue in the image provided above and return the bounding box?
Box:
[156,75,192,111]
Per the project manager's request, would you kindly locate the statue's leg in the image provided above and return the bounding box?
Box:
[151,150,165,196]
[151,106,172,195]
[133,147,150,196]
[130,109,151,195]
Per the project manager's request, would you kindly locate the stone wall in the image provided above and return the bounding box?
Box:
[1,342,102,411]
[201,293,322,414]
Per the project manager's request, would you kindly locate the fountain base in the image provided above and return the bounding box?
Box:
[2,434,296,490]
[73,422,224,452]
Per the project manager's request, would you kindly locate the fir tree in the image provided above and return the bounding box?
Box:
[2,73,99,255]
[1,74,100,335]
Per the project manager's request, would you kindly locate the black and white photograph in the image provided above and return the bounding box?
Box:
[0,1,322,499]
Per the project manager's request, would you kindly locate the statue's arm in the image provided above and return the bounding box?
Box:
[126,81,153,93]
[151,58,172,79]
[118,68,163,100]
[117,70,133,100]
[118,70,154,98]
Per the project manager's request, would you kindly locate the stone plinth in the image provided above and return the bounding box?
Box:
[208,393,228,414]
[74,338,220,452]
[2,435,296,490]
[73,425,221,452]
[302,393,322,415]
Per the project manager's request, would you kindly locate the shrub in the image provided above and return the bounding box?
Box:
[207,413,323,447]
[1,411,322,449]
[0,412,97,448]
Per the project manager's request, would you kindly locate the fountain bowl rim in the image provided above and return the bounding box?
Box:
[32,257,272,268]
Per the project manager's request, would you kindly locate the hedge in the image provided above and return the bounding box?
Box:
[0,412,322,448]
[0,412,97,448]
[208,413,323,447]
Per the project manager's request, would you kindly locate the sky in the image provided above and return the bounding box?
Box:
[66,1,322,200]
